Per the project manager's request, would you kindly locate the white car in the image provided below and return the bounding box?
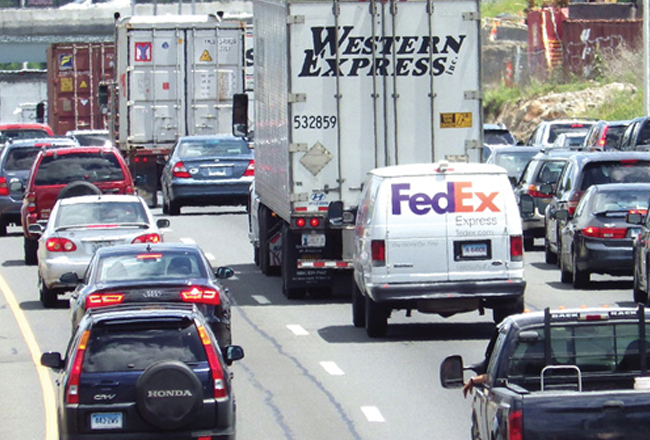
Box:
[29,194,169,308]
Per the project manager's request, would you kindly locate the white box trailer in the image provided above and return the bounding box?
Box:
[239,0,483,298]
[111,14,247,205]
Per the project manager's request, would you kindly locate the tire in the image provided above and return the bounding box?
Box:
[136,360,204,430]
[39,276,58,308]
[168,200,181,216]
[352,280,366,328]
[365,296,388,338]
[56,181,101,200]
[523,235,534,252]
[161,197,170,215]
[259,205,272,276]
[559,250,571,284]
[24,237,38,266]
[493,296,524,324]
[572,252,589,289]
[544,238,557,265]
[633,271,648,305]
[0,221,7,237]
[253,245,260,266]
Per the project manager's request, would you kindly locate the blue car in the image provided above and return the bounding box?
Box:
[160,135,254,215]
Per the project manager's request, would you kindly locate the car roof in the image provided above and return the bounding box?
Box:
[178,134,246,142]
[0,123,52,130]
[93,242,202,258]
[370,162,507,177]
[491,146,541,153]
[9,137,77,147]
[57,194,143,206]
[40,144,118,156]
[534,149,575,159]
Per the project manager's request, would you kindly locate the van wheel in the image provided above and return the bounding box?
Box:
[352,281,366,328]
[365,297,388,338]
[493,297,524,324]
[24,237,38,266]
[544,239,557,265]
[0,221,7,237]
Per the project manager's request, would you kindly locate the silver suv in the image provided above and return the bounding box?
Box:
[526,118,597,149]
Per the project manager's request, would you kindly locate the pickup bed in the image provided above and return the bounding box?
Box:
[440,307,650,439]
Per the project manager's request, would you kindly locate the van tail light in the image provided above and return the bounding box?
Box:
[85,293,125,309]
[510,235,523,261]
[198,325,227,401]
[180,286,220,306]
[508,409,523,440]
[66,330,90,404]
[0,177,8,196]
[526,184,551,198]
[581,227,627,239]
[172,161,191,178]
[132,233,161,243]
[243,160,255,176]
[566,191,583,216]
[26,191,37,213]
[46,238,77,252]
[371,240,385,266]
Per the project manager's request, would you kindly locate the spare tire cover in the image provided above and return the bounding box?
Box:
[136,360,204,430]
[57,181,102,200]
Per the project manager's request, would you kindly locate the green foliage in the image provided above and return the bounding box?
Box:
[481,0,528,18]
[584,88,643,121]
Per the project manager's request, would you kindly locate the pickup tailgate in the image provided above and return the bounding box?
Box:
[523,390,650,439]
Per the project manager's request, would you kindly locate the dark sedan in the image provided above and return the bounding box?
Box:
[558,183,650,288]
[67,243,235,350]
[160,134,254,215]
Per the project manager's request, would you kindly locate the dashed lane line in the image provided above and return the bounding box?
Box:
[320,361,345,376]
[180,237,196,244]
[252,295,271,304]
[361,406,385,422]
[286,324,309,336]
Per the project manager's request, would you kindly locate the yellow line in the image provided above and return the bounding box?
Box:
[0,273,57,439]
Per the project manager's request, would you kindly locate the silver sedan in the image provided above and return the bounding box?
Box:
[29,194,169,308]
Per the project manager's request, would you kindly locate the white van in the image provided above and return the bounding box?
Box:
[352,161,526,337]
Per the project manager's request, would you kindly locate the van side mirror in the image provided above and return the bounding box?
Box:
[232,93,248,137]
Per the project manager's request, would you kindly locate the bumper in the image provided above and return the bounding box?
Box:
[169,179,252,206]
[40,257,90,289]
[576,241,633,275]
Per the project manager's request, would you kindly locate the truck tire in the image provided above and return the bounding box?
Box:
[168,199,181,216]
[39,275,58,308]
[523,235,534,251]
[493,296,524,324]
[57,181,101,200]
[24,237,38,266]
[259,205,279,276]
[365,296,388,338]
[352,280,366,328]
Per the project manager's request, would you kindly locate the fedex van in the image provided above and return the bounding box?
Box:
[352,162,526,337]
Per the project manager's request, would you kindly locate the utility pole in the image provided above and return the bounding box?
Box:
[645,0,649,115]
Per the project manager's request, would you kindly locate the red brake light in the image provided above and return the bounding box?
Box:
[180,286,220,306]
[66,330,90,404]
[243,160,255,176]
[172,161,191,178]
[526,184,551,198]
[510,235,523,261]
[46,237,77,252]
[581,227,627,239]
[508,409,523,440]
[567,191,583,216]
[132,233,161,243]
[198,325,227,401]
[0,177,8,196]
[136,253,163,259]
[295,218,306,228]
[85,293,125,309]
[309,217,320,228]
[371,240,385,266]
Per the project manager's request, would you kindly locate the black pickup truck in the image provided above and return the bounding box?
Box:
[440,307,650,439]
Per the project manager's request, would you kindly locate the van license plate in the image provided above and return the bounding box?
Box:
[454,240,491,261]
[302,234,326,247]
[90,412,122,430]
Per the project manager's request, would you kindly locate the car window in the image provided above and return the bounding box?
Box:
[0,129,49,140]
[34,152,125,185]
[547,123,593,144]
[494,151,537,177]
[593,189,650,213]
[56,201,147,227]
[535,160,565,184]
[3,147,40,171]
[579,161,650,191]
[178,139,250,157]
[97,252,207,282]
[605,126,627,149]
[82,320,206,372]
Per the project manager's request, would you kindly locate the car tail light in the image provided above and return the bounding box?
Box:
[85,293,125,309]
[581,226,627,239]
[180,286,220,306]
[172,161,191,178]
[526,184,551,198]
[566,191,583,216]
[243,160,255,177]
[197,325,227,401]
[371,240,385,266]
[46,237,77,252]
[510,235,523,261]
[508,409,523,440]
[66,330,90,404]
[132,233,161,243]
[125,185,135,195]
[0,177,8,196]
[26,191,37,214]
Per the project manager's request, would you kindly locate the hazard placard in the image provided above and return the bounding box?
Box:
[79,80,88,89]
[199,49,213,62]
[60,77,73,93]
[440,112,473,129]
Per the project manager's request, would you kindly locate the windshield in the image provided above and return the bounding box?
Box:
[579,161,650,191]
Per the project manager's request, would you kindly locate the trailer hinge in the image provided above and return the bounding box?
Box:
[287,15,305,25]
[289,93,307,103]
[462,11,479,21]
[464,139,481,150]
[464,90,482,100]
[289,143,308,153]
[291,193,309,202]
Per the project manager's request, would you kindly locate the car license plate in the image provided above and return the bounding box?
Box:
[91,241,114,253]
[90,412,122,430]
[208,167,228,177]
[302,233,326,247]
[454,240,491,261]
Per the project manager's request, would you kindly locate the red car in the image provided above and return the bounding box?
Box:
[0,123,54,142]
[20,144,135,265]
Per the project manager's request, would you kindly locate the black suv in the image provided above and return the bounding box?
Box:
[618,116,650,152]
[544,152,650,264]
[41,303,244,440]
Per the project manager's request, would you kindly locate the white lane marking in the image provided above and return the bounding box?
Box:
[252,295,271,304]
[320,361,345,376]
[286,324,309,336]
[204,252,215,261]
[180,237,196,244]
[361,406,385,423]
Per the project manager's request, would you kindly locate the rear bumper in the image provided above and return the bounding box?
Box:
[168,179,252,206]
[576,241,633,275]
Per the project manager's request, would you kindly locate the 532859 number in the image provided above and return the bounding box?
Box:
[293,115,337,130]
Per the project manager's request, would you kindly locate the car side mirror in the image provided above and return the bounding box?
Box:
[440,355,465,389]
[555,209,570,220]
[215,266,234,279]
[156,218,170,228]
[518,194,534,216]
[232,93,249,137]
[627,212,645,225]
[27,223,44,236]
[41,352,64,370]
[225,345,245,363]
[59,272,80,284]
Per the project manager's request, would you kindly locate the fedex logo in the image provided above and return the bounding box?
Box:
[391,182,500,215]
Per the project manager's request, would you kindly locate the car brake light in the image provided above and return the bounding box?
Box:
[132,233,161,243]
[0,177,8,196]
[510,235,523,261]
[172,161,191,178]
[243,159,255,176]
[85,293,125,309]
[581,226,627,239]
[197,325,227,401]
[125,185,135,195]
[371,240,385,266]
[508,409,523,440]
[66,330,90,404]
[180,286,220,306]
[46,237,77,252]
[526,184,550,198]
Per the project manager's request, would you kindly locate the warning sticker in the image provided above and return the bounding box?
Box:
[440,112,473,129]
[135,42,152,62]
[60,77,73,93]
[199,49,213,62]
[79,80,88,89]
